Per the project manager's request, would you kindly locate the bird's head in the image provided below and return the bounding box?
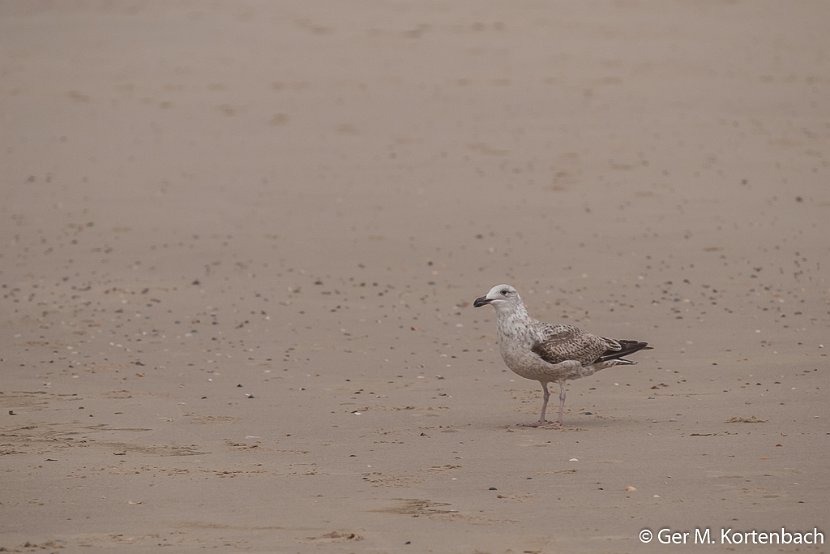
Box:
[473,284,522,312]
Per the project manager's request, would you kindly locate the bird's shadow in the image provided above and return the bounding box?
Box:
[500,414,627,431]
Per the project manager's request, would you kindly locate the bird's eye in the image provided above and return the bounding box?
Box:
[500,289,509,296]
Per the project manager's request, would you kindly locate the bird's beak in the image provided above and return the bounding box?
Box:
[473,296,491,308]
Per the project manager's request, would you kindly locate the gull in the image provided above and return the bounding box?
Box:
[473,284,650,427]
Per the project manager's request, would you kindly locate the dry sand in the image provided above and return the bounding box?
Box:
[2,1,829,552]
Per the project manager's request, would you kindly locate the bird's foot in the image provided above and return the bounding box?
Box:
[517,420,563,429]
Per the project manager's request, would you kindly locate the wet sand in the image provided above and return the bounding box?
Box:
[1,1,829,552]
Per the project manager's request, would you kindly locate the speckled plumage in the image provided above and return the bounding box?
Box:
[474,284,650,426]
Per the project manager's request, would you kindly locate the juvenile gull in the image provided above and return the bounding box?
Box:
[473,284,650,427]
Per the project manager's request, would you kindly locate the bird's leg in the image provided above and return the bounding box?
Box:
[517,381,551,427]
[538,381,550,425]
[557,380,567,426]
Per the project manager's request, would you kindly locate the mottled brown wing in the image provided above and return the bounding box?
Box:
[531,324,613,366]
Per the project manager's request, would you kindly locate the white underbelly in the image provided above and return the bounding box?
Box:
[500,345,586,382]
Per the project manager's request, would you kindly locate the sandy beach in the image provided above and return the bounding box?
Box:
[1,1,829,552]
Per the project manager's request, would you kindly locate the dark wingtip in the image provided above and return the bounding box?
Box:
[598,339,651,363]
